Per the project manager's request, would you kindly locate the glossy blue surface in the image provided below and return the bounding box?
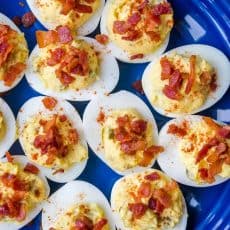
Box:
[0,0,229,229]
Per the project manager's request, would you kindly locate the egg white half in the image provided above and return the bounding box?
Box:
[142,44,230,118]
[0,155,50,230]
[42,180,116,230]
[26,0,105,36]
[0,13,28,93]
[82,90,159,175]
[0,98,16,158]
[100,0,170,64]
[26,36,119,101]
[17,96,88,183]
[110,170,188,230]
[157,115,229,187]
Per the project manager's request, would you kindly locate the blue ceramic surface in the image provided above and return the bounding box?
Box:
[0,0,229,229]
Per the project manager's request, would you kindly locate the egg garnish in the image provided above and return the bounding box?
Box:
[0,154,50,230]
[142,44,230,117]
[17,96,88,183]
[83,90,162,175]
[158,115,230,187]
[111,169,188,230]
[42,180,116,230]
[0,13,28,92]
[0,98,16,158]
[100,0,174,63]
[26,26,119,101]
[26,0,105,35]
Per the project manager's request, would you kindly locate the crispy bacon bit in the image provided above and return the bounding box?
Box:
[21,12,36,27]
[42,97,57,110]
[97,111,105,124]
[132,79,144,94]
[94,218,108,230]
[52,168,64,175]
[95,34,109,45]
[5,152,14,163]
[216,142,228,154]
[169,70,182,89]
[130,120,147,134]
[12,16,22,26]
[59,115,67,122]
[68,129,79,144]
[210,73,217,91]
[56,26,73,44]
[152,2,173,16]
[141,145,164,166]
[47,48,66,66]
[148,197,165,214]
[153,188,171,208]
[36,30,59,48]
[167,123,187,137]
[55,70,75,86]
[122,30,142,41]
[163,85,181,100]
[185,55,196,94]
[0,41,13,67]
[113,21,130,34]
[146,31,161,41]
[138,182,151,197]
[127,12,141,25]
[58,0,76,15]
[75,3,93,13]
[144,172,160,181]
[75,216,93,229]
[218,126,230,139]
[128,203,147,219]
[24,163,39,174]
[130,53,144,60]
[3,62,26,86]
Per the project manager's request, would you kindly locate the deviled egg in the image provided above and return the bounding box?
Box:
[17,96,88,183]
[0,13,28,92]
[100,0,174,63]
[111,169,188,230]
[158,115,230,187]
[83,90,163,175]
[26,26,119,101]
[26,0,105,35]
[0,154,50,230]
[42,180,116,230]
[142,44,230,117]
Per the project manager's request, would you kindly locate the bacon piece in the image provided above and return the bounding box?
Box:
[116,115,129,127]
[3,62,26,86]
[0,24,9,36]
[0,41,13,67]
[55,70,75,86]
[97,111,105,124]
[153,188,171,208]
[12,16,22,26]
[216,142,228,154]
[144,172,160,181]
[56,26,73,44]
[218,126,230,139]
[68,129,79,144]
[59,0,76,15]
[146,31,161,41]
[5,152,14,163]
[138,0,148,11]
[185,55,196,94]
[24,163,39,174]
[47,48,66,66]
[203,117,221,130]
[113,21,130,34]
[36,30,59,48]
[120,142,135,155]
[94,218,108,230]
[210,73,217,91]
[130,119,147,134]
[75,3,92,13]
[42,97,57,110]
[52,168,64,175]
[59,115,67,122]
[160,57,173,80]
[16,204,26,221]
[152,2,172,16]
[208,159,224,180]
[130,53,144,60]
[1,173,16,188]
[122,30,142,41]
[148,197,164,214]
[169,70,182,89]
[21,12,36,27]
[127,12,141,25]
[114,128,132,143]
[167,123,187,137]
[128,203,147,219]
[95,34,109,45]
[75,216,93,229]
[132,79,144,93]
[163,85,181,100]
[0,204,9,217]
[137,182,151,197]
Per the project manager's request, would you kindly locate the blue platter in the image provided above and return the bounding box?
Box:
[0,0,230,229]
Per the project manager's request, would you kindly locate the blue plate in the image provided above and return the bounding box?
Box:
[0,0,229,229]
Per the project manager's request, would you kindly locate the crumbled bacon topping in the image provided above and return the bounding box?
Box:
[130,53,144,60]
[94,218,108,230]
[97,110,105,124]
[5,152,14,163]
[144,172,160,181]
[42,97,57,110]
[24,163,40,174]
[167,123,188,137]
[21,12,36,28]
[95,34,109,45]
[132,79,144,94]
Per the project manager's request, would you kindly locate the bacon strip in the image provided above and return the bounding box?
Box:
[185,55,196,94]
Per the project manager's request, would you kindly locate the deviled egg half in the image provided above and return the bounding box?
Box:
[100,0,174,63]
[0,98,16,158]
[111,169,188,230]
[26,0,105,35]
[158,115,230,187]
[0,13,28,92]
[17,96,88,183]
[26,26,119,101]
[142,44,230,117]
[42,180,116,230]
[83,90,163,175]
[0,154,50,230]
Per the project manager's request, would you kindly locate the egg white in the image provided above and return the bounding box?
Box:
[142,44,230,118]
[26,36,119,101]
[42,180,116,230]
[0,98,16,158]
[82,90,159,175]
[26,0,105,36]
[0,155,50,230]
[100,0,170,64]
[157,115,229,187]
[110,170,188,230]
[17,96,88,183]
[0,13,28,93]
